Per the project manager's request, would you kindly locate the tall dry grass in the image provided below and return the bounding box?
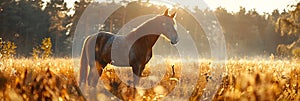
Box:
[0,58,299,101]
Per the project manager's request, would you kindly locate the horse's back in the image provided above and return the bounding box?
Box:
[95,31,115,48]
[94,31,115,64]
[97,31,115,38]
[96,32,133,67]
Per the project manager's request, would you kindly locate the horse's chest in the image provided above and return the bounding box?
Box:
[145,51,152,62]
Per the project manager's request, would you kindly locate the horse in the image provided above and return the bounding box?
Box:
[79,9,179,87]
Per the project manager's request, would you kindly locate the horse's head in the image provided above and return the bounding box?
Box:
[155,9,179,45]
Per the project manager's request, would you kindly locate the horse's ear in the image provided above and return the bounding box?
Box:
[170,12,176,18]
[163,9,169,16]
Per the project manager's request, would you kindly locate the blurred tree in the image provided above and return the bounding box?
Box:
[0,38,17,59]
[41,37,52,58]
[276,3,300,36]
[1,0,295,58]
[260,10,283,54]
[69,0,91,37]
[0,0,50,57]
[275,3,300,57]
[44,0,73,57]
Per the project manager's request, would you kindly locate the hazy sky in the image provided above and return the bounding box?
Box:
[203,0,299,14]
[62,0,299,14]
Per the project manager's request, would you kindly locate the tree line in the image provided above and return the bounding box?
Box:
[0,0,299,58]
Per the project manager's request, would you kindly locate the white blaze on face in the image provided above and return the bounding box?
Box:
[174,20,178,31]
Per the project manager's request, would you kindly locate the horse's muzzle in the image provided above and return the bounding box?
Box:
[171,38,179,45]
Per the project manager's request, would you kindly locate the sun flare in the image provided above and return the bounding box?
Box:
[148,1,175,9]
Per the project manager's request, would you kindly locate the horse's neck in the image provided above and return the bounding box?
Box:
[141,34,160,48]
[125,22,160,46]
[125,31,160,49]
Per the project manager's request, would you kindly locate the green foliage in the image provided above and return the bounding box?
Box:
[32,46,41,59]
[41,38,52,58]
[0,38,17,59]
[31,38,52,59]
[292,47,300,58]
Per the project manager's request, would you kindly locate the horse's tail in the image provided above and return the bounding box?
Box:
[79,35,92,85]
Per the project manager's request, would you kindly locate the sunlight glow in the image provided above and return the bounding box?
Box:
[203,0,300,14]
[60,0,300,15]
[148,0,175,9]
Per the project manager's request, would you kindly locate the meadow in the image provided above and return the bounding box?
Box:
[0,58,300,101]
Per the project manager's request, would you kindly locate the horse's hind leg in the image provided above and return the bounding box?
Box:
[131,63,146,99]
[79,51,88,86]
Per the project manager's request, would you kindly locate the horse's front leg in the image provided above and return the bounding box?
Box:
[131,63,146,86]
[87,61,104,87]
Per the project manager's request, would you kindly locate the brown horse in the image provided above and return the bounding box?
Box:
[79,9,178,87]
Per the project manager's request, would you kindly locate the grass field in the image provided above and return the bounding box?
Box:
[0,58,300,101]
